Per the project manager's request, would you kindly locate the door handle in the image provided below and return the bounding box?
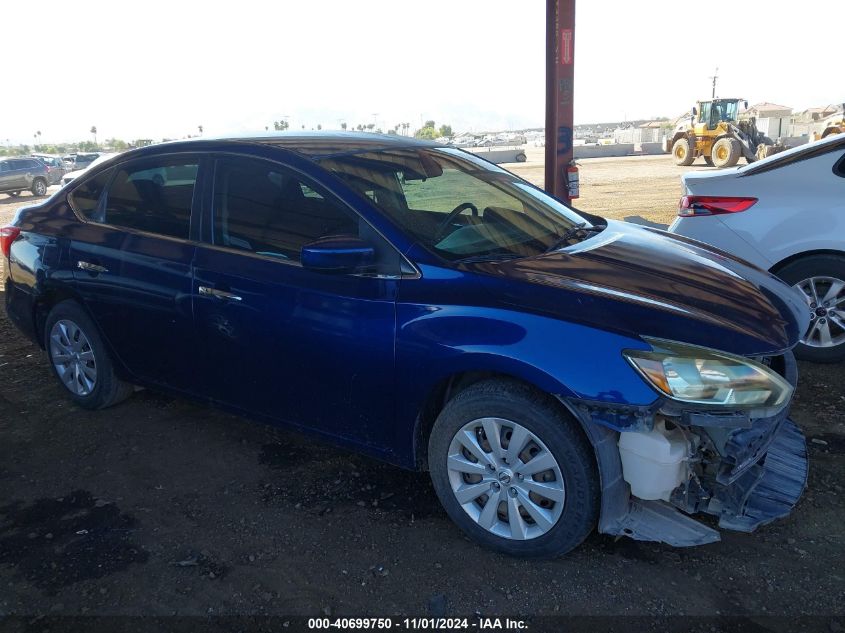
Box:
[77,261,109,274]
[198,286,242,301]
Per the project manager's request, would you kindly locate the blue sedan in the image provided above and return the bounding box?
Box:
[1,133,810,557]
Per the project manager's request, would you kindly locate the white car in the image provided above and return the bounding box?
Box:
[669,134,845,362]
[61,153,119,186]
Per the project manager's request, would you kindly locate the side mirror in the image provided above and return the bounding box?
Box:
[691,107,698,116]
[744,101,749,109]
[301,236,375,273]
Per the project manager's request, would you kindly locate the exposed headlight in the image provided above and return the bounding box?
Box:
[623,338,793,409]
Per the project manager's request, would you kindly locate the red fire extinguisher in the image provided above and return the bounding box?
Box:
[566,161,580,200]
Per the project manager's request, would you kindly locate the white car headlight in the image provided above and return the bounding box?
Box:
[623,338,793,410]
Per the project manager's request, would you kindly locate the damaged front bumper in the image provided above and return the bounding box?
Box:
[562,352,809,547]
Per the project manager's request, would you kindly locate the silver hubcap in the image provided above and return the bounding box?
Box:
[794,276,845,348]
[49,319,97,396]
[36,181,45,195]
[447,417,565,541]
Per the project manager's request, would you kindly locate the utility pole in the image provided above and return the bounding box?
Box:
[709,67,719,99]
[545,0,576,202]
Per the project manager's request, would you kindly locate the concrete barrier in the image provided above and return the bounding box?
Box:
[466,147,527,164]
[639,142,666,155]
[574,143,636,159]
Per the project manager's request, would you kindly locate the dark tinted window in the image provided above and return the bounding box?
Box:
[101,160,198,239]
[212,157,359,261]
[69,169,114,218]
[212,157,401,274]
[0,162,8,172]
[835,153,845,178]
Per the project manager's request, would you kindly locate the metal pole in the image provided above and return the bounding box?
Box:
[545,0,575,201]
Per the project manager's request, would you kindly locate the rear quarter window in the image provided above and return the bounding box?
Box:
[68,169,114,220]
[835,152,845,178]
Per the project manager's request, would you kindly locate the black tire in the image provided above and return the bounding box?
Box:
[44,300,134,409]
[775,254,845,363]
[703,155,714,167]
[672,137,695,166]
[31,178,47,197]
[428,379,599,558]
[7,191,21,197]
[515,152,527,163]
[711,137,741,168]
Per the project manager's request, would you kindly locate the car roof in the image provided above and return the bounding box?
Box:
[739,133,845,177]
[169,131,440,157]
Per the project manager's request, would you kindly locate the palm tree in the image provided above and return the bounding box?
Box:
[90,126,98,146]
[198,125,203,135]
[341,122,347,131]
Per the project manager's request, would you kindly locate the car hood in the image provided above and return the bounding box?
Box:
[472,220,809,356]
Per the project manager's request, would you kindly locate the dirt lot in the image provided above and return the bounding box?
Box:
[1,157,844,627]
[509,148,713,227]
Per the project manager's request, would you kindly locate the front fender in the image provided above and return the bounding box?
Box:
[392,301,659,466]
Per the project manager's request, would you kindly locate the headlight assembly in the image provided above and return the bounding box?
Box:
[623,338,793,410]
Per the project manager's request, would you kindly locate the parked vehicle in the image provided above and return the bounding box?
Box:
[670,133,845,362]
[0,157,50,197]
[2,133,809,557]
[72,153,100,170]
[61,153,119,186]
[31,154,67,185]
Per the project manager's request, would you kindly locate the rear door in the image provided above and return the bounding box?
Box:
[192,154,401,450]
[67,154,205,393]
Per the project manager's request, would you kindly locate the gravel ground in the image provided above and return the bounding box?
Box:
[0,158,843,625]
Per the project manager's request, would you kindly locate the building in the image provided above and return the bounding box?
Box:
[747,102,793,140]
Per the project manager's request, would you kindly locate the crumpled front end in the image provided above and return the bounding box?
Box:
[566,352,808,547]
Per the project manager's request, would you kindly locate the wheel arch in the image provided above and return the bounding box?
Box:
[769,249,845,275]
[411,369,590,472]
[32,285,86,348]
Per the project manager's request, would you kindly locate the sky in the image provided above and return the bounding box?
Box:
[0,0,838,145]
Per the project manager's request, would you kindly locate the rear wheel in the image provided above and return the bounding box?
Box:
[672,137,695,166]
[776,255,845,363]
[428,379,599,558]
[711,137,741,168]
[31,178,47,197]
[45,300,134,409]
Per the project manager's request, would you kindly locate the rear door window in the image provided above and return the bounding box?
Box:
[101,159,199,239]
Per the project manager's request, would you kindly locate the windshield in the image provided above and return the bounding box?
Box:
[317,147,595,261]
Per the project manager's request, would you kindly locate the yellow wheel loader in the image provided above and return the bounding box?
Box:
[667,98,780,168]
[815,105,845,140]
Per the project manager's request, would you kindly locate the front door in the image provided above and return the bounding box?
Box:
[193,155,399,453]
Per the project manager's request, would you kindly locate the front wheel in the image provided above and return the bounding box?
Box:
[777,255,845,363]
[45,300,134,409]
[711,137,741,168]
[428,380,599,558]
